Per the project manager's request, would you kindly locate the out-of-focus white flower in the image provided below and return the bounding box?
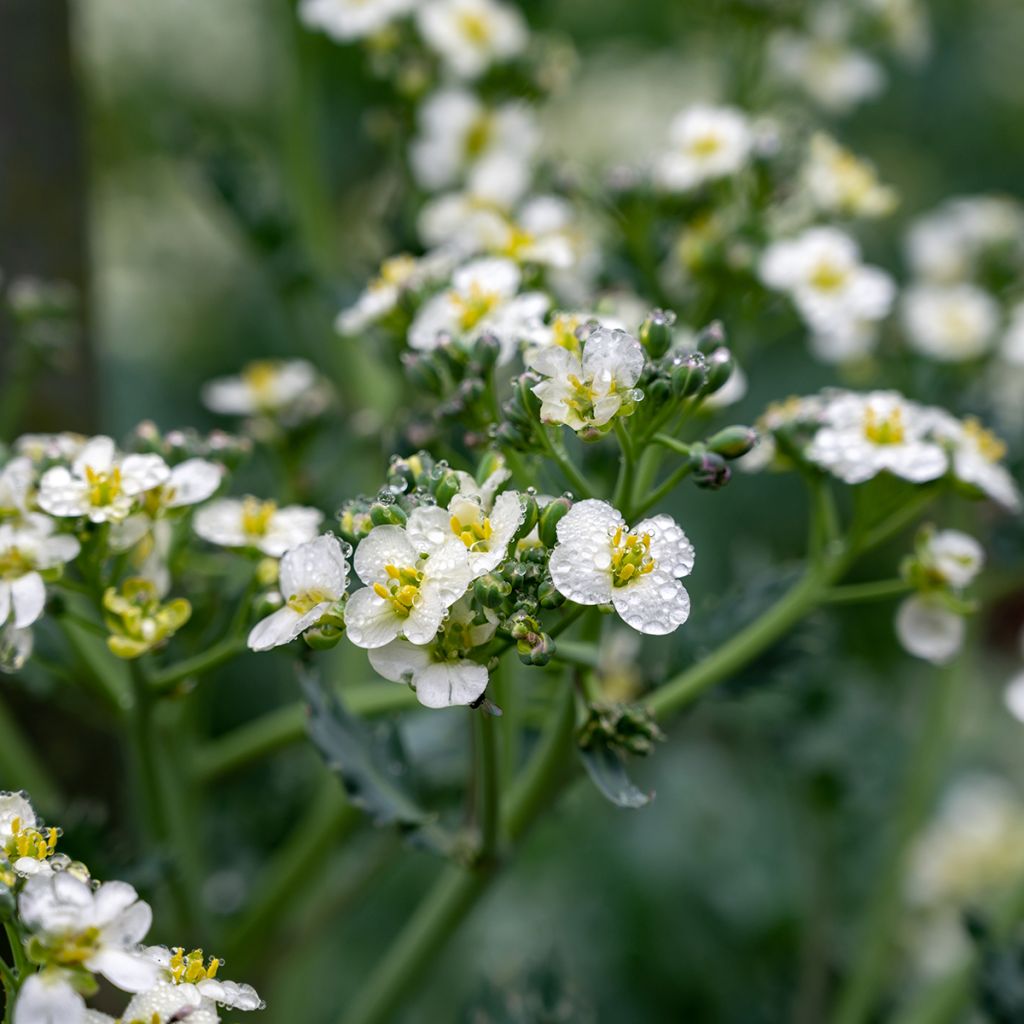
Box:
[925,412,1021,512]
[864,0,931,61]
[409,257,549,363]
[738,394,827,474]
[902,284,1000,362]
[549,500,694,635]
[248,535,348,651]
[760,227,895,362]
[0,516,80,629]
[770,30,885,112]
[417,0,527,79]
[917,529,985,590]
[202,360,329,424]
[368,597,496,708]
[14,433,87,466]
[0,457,34,520]
[802,133,897,218]
[299,0,414,41]
[14,971,87,1024]
[1001,301,1024,367]
[344,510,473,649]
[19,873,159,993]
[528,325,645,432]
[194,497,322,557]
[0,621,33,674]
[703,362,748,411]
[896,595,965,664]
[806,390,948,484]
[37,436,170,524]
[653,104,752,192]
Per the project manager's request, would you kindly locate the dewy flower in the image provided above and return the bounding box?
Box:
[194,497,322,557]
[925,413,1022,512]
[654,104,752,193]
[902,284,999,362]
[344,509,473,649]
[408,257,549,364]
[410,88,537,201]
[806,390,948,485]
[202,359,328,423]
[299,0,414,41]
[416,0,527,80]
[760,227,895,362]
[549,500,695,636]
[802,133,897,218]
[103,578,192,660]
[0,791,60,876]
[142,945,262,1012]
[368,597,496,708]
[896,595,966,665]
[248,534,349,651]
[37,435,170,524]
[19,873,160,993]
[528,325,645,432]
[0,517,80,629]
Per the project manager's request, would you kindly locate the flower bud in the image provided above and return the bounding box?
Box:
[706,425,758,460]
[337,502,373,546]
[690,451,731,490]
[304,623,345,650]
[401,352,443,394]
[516,372,543,420]
[518,631,555,667]
[475,573,512,608]
[695,320,727,354]
[670,353,706,398]
[471,333,502,373]
[513,493,539,542]
[476,449,506,483]
[432,469,462,508]
[539,495,572,548]
[644,374,673,408]
[639,309,676,359]
[538,578,565,609]
[370,501,408,527]
[701,347,734,396]
[256,557,279,587]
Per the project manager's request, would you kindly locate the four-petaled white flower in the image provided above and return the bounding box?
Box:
[896,595,965,665]
[918,529,985,590]
[345,510,473,649]
[802,133,897,218]
[417,0,527,80]
[549,500,695,635]
[368,598,497,708]
[528,326,645,432]
[248,535,349,651]
[654,104,752,193]
[19,873,160,994]
[299,0,414,41]
[0,517,80,629]
[409,257,548,363]
[760,227,895,362]
[806,391,948,485]
[902,284,999,363]
[37,436,170,524]
[202,360,328,422]
[142,946,262,1013]
[194,497,322,557]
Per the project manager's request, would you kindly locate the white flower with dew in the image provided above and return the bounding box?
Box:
[0,517,80,629]
[344,510,473,649]
[368,598,497,708]
[654,104,752,193]
[895,595,965,665]
[549,500,694,636]
[902,284,999,363]
[416,0,527,80]
[19,873,159,993]
[142,946,263,1012]
[37,436,170,524]
[299,0,414,41]
[194,497,322,557]
[14,433,87,466]
[248,535,349,651]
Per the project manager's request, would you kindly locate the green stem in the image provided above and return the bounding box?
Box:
[149,635,249,694]
[612,421,636,516]
[537,428,595,499]
[474,713,500,863]
[650,433,692,457]
[0,697,61,814]
[831,657,966,1024]
[633,461,695,518]
[823,579,912,604]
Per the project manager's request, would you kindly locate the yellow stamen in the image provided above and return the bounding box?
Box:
[864,406,906,446]
[610,530,655,588]
[241,497,277,537]
[84,464,123,507]
[963,417,1007,462]
[808,260,848,292]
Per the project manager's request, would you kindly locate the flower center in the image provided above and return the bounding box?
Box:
[863,406,906,445]
[457,10,493,46]
[0,546,34,580]
[450,511,493,550]
[377,254,416,288]
[84,465,123,507]
[566,373,601,419]
[963,417,1007,462]
[452,283,501,332]
[373,564,425,618]
[689,132,723,158]
[287,589,332,615]
[551,315,584,355]
[5,816,59,862]
[242,361,280,401]
[241,498,278,536]
[169,946,222,985]
[610,527,655,587]
[464,112,494,159]
[808,259,849,292]
[52,926,102,967]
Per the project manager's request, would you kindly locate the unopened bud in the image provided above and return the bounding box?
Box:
[432,469,461,509]
[538,578,565,609]
[401,353,443,394]
[670,353,706,398]
[370,501,408,527]
[695,320,727,354]
[701,347,734,396]
[514,493,539,542]
[475,573,512,609]
[517,630,556,667]
[706,425,758,460]
[639,309,676,359]
[304,622,344,650]
[645,374,673,407]
[471,333,501,373]
[690,452,731,490]
[477,449,506,483]
[539,495,572,548]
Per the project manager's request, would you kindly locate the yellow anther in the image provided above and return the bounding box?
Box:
[242,361,279,400]
[241,497,277,536]
[84,465,123,507]
[864,406,906,446]
[808,260,848,292]
[450,512,493,549]
[963,417,1007,462]
[385,564,402,580]
[689,133,723,157]
[373,582,391,600]
[452,283,501,332]
[610,530,656,588]
[457,10,492,44]
[464,113,494,159]
[374,564,425,618]
[0,546,34,580]
[287,589,331,615]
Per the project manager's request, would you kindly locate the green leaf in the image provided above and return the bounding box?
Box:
[578,740,653,809]
[300,665,453,855]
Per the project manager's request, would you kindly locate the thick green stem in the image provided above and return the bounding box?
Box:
[831,658,966,1024]
[823,579,913,604]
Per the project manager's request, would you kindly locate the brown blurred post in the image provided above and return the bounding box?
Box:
[0,0,96,434]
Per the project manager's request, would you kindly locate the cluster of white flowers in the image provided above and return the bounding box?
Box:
[0,792,262,1024]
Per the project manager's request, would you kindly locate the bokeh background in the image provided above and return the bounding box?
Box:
[3,1,1024,1021]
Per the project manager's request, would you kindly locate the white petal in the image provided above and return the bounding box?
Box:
[413,659,489,708]
[582,327,645,388]
[279,534,349,599]
[895,597,965,665]
[633,514,695,578]
[353,526,417,585]
[89,880,143,929]
[196,978,262,1011]
[166,458,223,507]
[72,436,117,477]
[14,973,85,1024]
[87,948,161,994]
[402,587,448,645]
[368,639,433,683]
[549,543,614,606]
[611,572,691,635]
[193,500,248,548]
[405,506,455,555]
[119,454,171,495]
[0,583,10,626]
[247,606,306,652]
[344,588,402,649]
[554,499,623,546]
[11,572,46,629]
[261,506,323,557]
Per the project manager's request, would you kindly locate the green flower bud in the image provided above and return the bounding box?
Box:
[670,353,706,398]
[701,347,735,396]
[639,309,676,359]
[644,374,673,408]
[706,425,758,460]
[370,501,408,527]
[471,333,502,373]
[304,623,345,650]
[476,449,506,484]
[513,493,539,542]
[690,451,731,490]
[538,578,565,609]
[518,632,555,667]
[432,469,461,508]
[539,495,572,549]
[401,352,444,394]
[475,573,512,608]
[695,320,727,354]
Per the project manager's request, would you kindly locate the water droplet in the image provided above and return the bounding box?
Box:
[389,478,409,495]
[376,489,396,506]
[525,486,537,496]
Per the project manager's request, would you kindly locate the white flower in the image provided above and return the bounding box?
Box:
[0,517,80,629]
[194,497,322,557]
[14,433,87,465]
[417,0,527,79]
[802,133,896,218]
[654,104,752,192]
[528,325,645,432]
[902,284,999,362]
[895,595,965,664]
[925,413,1021,512]
[368,598,497,708]
[410,89,537,202]
[0,457,34,519]
[37,436,170,524]
[549,500,694,636]
[202,359,327,422]
[118,983,217,1024]
[760,227,895,362]
[770,31,885,112]
[14,971,87,1024]
[806,391,948,485]
[19,873,159,993]
[344,509,473,649]
[248,535,349,651]
[0,791,37,841]
[299,0,413,41]
[141,946,263,1013]
[409,257,549,363]
[918,530,985,590]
